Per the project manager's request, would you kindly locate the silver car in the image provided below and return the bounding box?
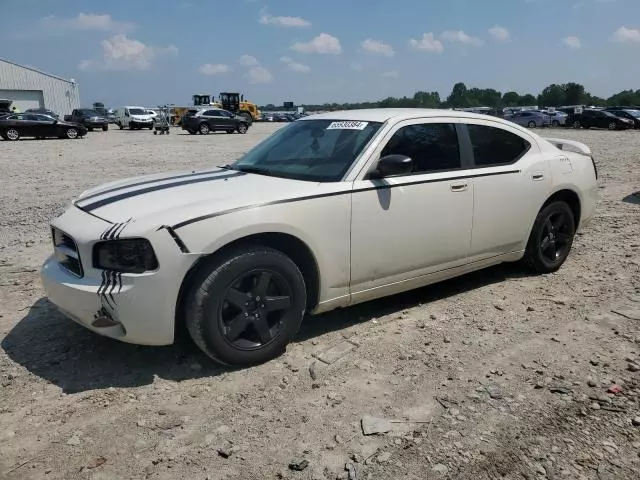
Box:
[507,110,551,128]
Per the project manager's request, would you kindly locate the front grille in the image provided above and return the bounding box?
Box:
[51,227,83,277]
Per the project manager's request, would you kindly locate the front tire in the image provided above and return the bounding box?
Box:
[185,246,307,366]
[552,120,560,127]
[572,120,581,129]
[102,125,108,131]
[118,122,123,130]
[608,122,617,130]
[199,123,210,135]
[237,123,248,134]
[65,127,79,139]
[527,121,536,128]
[523,201,576,274]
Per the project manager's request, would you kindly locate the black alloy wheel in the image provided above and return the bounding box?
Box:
[219,269,293,350]
[608,122,617,130]
[185,246,306,366]
[237,123,248,134]
[523,201,575,273]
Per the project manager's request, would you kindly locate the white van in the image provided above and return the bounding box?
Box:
[115,106,155,130]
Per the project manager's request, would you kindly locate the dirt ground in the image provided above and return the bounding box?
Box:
[1,123,639,480]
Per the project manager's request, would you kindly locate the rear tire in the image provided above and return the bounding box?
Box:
[118,122,123,130]
[185,246,307,366]
[523,201,575,274]
[102,125,108,131]
[572,120,581,129]
[608,122,617,130]
[552,120,560,127]
[5,128,20,141]
[527,121,536,128]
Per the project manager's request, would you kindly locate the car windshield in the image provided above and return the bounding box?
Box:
[230,119,383,182]
[129,108,146,115]
[79,109,99,115]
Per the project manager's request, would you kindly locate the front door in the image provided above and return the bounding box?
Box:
[350,120,474,300]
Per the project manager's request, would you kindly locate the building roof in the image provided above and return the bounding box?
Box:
[0,58,76,85]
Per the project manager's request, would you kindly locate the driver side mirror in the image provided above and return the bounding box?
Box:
[369,154,413,178]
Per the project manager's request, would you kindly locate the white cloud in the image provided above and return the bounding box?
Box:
[350,62,363,72]
[409,33,444,53]
[291,33,342,54]
[361,39,395,57]
[259,9,311,28]
[381,70,399,78]
[441,30,483,46]
[40,13,135,33]
[280,56,310,73]
[613,26,640,43]
[199,63,231,75]
[245,66,273,84]
[238,55,260,67]
[563,36,581,49]
[488,25,510,41]
[79,34,177,71]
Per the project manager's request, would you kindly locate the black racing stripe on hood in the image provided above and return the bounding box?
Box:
[76,168,225,204]
[79,171,246,212]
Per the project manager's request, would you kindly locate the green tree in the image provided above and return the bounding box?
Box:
[502,91,521,106]
[518,94,537,106]
[446,82,469,108]
[538,84,565,107]
[563,82,586,105]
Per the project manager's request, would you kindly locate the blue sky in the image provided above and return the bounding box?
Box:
[3,0,640,107]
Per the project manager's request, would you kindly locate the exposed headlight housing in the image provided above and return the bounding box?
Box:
[93,238,158,273]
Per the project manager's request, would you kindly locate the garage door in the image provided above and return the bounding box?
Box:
[0,89,44,111]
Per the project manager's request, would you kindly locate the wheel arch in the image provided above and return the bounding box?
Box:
[175,231,321,335]
[541,188,582,228]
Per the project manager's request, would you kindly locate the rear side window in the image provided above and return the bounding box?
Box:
[381,123,461,174]
[467,124,530,167]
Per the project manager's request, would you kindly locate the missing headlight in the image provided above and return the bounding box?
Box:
[93,238,158,273]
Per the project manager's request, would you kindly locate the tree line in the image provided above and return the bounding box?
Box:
[261,82,640,111]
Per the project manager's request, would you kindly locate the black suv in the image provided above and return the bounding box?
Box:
[181,108,249,135]
[566,109,634,130]
[604,108,640,129]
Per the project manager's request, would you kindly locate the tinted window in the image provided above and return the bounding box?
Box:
[467,124,530,167]
[381,123,461,174]
[203,110,221,117]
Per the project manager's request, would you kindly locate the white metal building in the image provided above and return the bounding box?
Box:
[0,58,80,116]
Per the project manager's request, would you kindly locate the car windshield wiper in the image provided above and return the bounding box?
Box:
[232,165,279,177]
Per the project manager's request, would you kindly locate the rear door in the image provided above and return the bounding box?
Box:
[461,120,552,262]
[201,110,222,129]
[219,110,236,130]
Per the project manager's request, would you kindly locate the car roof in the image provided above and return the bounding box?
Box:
[301,108,519,124]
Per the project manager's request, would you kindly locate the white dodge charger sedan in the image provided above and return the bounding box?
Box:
[42,109,598,365]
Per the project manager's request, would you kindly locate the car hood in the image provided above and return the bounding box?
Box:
[73,168,325,228]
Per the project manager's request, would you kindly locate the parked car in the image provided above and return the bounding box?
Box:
[604,108,640,129]
[567,109,634,130]
[106,109,118,124]
[506,110,551,128]
[42,109,598,366]
[25,108,59,119]
[181,108,250,135]
[0,113,87,140]
[541,110,568,127]
[114,106,155,130]
[64,109,109,131]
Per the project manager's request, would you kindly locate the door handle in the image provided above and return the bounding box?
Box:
[450,181,468,192]
[532,172,544,181]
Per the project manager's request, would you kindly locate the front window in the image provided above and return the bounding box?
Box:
[624,110,640,118]
[79,109,98,116]
[128,108,146,115]
[230,119,383,182]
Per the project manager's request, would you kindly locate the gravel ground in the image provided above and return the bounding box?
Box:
[0,124,639,480]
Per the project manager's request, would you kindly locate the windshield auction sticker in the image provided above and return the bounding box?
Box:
[326,121,369,130]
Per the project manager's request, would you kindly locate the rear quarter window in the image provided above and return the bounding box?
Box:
[467,124,531,167]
